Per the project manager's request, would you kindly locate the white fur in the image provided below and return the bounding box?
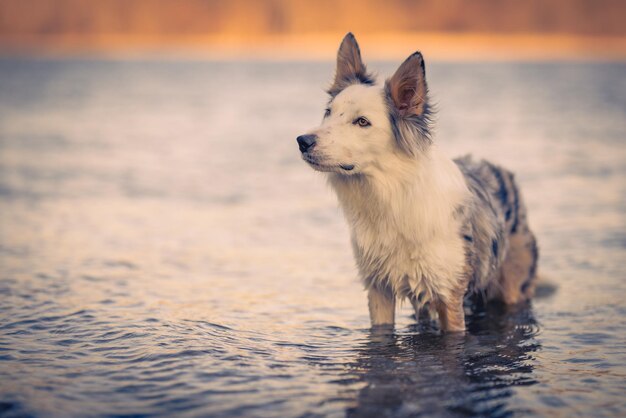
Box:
[302,83,471,311]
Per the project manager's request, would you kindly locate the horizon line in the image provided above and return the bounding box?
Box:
[1,32,625,61]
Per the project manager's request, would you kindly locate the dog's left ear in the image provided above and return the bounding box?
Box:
[386,52,433,155]
[387,52,428,117]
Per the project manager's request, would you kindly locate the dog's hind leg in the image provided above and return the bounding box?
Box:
[368,286,395,327]
[483,167,539,305]
[499,230,538,304]
[498,180,539,305]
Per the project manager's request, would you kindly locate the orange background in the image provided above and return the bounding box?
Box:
[1,0,625,59]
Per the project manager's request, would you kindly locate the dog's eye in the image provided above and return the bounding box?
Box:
[324,108,331,118]
[354,117,371,127]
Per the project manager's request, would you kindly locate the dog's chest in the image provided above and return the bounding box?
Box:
[348,203,466,301]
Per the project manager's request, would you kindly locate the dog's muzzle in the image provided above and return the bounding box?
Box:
[296,134,317,153]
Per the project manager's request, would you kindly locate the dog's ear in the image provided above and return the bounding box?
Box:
[387,52,428,117]
[328,33,372,96]
[385,52,433,155]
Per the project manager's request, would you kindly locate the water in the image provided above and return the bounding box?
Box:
[0,57,625,417]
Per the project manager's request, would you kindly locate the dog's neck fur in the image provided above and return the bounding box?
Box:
[327,145,470,299]
[328,145,468,241]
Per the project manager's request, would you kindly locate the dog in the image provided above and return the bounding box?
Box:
[296,33,538,332]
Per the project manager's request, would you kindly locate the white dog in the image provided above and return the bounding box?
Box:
[297,33,538,332]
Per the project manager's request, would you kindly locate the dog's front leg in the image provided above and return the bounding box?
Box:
[434,297,465,332]
[368,286,395,327]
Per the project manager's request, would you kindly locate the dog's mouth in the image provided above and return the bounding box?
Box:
[303,154,355,173]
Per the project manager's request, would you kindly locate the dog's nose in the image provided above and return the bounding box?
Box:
[297,134,317,153]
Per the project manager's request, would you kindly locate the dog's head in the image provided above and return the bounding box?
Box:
[297,33,433,176]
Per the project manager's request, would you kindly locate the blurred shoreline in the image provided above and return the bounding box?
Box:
[1,32,625,61]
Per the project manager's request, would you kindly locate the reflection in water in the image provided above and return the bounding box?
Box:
[349,305,539,417]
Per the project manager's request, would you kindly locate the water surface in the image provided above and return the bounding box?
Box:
[0,58,625,417]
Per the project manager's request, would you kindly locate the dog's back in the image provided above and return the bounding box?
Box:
[455,156,538,305]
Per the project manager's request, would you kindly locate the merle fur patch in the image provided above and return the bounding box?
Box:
[384,84,434,156]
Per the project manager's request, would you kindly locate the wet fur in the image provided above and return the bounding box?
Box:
[298,33,538,331]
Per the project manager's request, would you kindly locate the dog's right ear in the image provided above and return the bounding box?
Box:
[328,33,373,97]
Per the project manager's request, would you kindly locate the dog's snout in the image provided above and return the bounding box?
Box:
[297,134,317,153]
